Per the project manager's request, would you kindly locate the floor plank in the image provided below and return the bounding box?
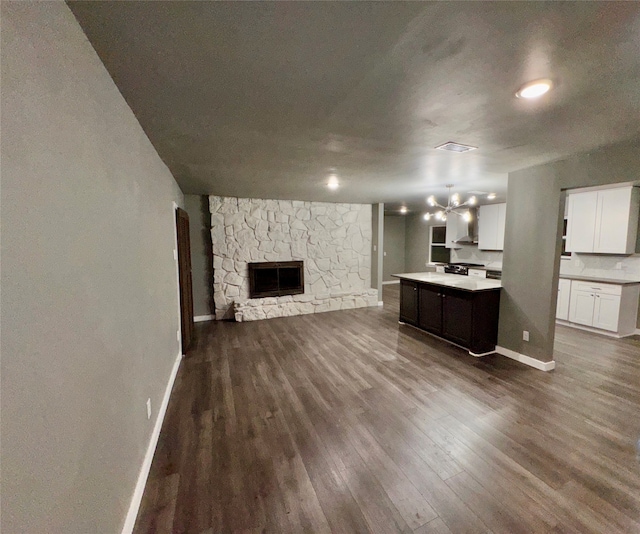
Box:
[134,285,640,533]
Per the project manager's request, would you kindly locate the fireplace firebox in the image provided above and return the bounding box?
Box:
[248,261,304,298]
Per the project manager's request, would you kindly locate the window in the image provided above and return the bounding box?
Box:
[430,226,450,263]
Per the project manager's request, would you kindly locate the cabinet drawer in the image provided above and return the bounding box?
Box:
[571,281,622,296]
[468,269,486,278]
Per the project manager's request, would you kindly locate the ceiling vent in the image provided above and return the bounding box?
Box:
[435,141,478,153]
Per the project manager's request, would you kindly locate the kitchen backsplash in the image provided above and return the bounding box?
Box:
[560,253,640,281]
[450,245,503,269]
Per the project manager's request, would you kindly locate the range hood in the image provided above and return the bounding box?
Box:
[453,207,478,244]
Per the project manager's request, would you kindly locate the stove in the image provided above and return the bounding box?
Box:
[443,263,484,276]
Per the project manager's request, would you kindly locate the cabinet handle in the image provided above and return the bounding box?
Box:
[413,287,417,291]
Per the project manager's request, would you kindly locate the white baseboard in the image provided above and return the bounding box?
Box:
[121,352,183,534]
[495,346,556,372]
[194,314,214,323]
[555,319,636,338]
[378,301,384,306]
[468,350,495,358]
[382,280,400,285]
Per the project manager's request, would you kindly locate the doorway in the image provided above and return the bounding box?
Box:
[552,183,640,361]
[175,207,194,353]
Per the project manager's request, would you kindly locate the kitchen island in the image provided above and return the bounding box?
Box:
[392,272,502,356]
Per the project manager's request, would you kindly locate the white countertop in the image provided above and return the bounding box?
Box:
[559,274,640,285]
[392,272,502,292]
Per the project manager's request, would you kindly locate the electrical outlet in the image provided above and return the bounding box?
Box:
[615,262,623,269]
[383,251,387,256]
[373,244,377,252]
[146,398,151,420]
[523,330,530,342]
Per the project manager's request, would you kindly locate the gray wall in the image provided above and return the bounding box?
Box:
[184,195,214,318]
[500,137,640,363]
[405,213,438,272]
[371,203,384,300]
[383,214,406,281]
[1,3,184,533]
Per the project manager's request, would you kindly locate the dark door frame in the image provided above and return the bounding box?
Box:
[173,203,194,354]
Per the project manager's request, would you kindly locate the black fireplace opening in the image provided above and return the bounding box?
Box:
[249,261,304,298]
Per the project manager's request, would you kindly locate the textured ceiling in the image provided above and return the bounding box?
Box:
[69,1,640,214]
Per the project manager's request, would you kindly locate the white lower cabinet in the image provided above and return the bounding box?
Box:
[556,279,571,321]
[568,290,598,326]
[564,279,638,336]
[593,293,621,332]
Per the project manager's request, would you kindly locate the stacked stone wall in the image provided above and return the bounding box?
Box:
[209,196,376,321]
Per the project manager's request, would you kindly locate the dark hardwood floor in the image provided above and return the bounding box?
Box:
[134,285,640,533]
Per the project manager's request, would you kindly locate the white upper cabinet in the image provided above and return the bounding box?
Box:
[566,191,598,252]
[445,215,466,249]
[496,203,506,250]
[566,186,639,254]
[595,187,639,253]
[478,203,506,251]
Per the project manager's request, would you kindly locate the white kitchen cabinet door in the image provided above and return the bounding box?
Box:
[594,187,639,254]
[478,204,506,250]
[556,279,571,320]
[592,293,621,332]
[568,290,595,326]
[566,186,639,254]
[445,215,466,249]
[496,203,507,250]
[566,191,598,253]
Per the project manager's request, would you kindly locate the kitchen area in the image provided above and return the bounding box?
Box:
[384,182,640,364]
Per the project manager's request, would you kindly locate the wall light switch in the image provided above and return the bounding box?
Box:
[615,262,623,269]
[373,245,377,252]
[384,251,387,256]
[146,398,151,420]
[523,331,530,342]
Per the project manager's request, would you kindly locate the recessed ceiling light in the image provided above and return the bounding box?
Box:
[435,141,478,153]
[400,206,408,214]
[327,174,339,190]
[516,78,553,99]
[487,193,496,200]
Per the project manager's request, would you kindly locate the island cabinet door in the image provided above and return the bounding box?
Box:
[419,285,443,335]
[441,290,473,347]
[399,280,419,325]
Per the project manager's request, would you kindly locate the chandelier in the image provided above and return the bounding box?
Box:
[424,184,476,222]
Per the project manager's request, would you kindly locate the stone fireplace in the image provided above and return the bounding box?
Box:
[210,196,378,321]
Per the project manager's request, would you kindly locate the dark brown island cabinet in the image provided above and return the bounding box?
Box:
[398,277,501,356]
